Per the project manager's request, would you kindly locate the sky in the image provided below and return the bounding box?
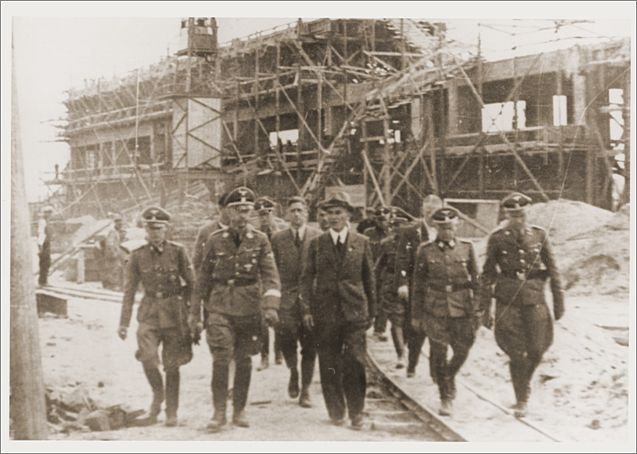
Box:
[5,2,634,202]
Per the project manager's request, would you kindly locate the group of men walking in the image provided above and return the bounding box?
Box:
[117,185,565,432]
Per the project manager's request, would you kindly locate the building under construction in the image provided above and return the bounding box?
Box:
[50,18,631,225]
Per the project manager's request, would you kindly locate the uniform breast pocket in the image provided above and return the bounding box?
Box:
[238,247,260,275]
[451,257,470,279]
[427,258,445,277]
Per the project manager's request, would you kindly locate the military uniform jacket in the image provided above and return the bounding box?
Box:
[394,221,431,291]
[194,224,281,319]
[481,225,564,307]
[271,226,322,314]
[363,225,388,261]
[375,233,400,299]
[300,231,376,324]
[119,241,194,329]
[412,239,479,320]
[192,219,226,270]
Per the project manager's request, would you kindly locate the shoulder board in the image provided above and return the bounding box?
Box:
[166,240,185,249]
[419,240,435,249]
[459,239,473,244]
[530,224,545,231]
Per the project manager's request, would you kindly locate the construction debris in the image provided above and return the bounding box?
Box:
[45,385,145,433]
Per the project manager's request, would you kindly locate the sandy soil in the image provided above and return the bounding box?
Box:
[41,297,428,442]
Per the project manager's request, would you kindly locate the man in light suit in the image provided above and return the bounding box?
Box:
[271,196,321,408]
[300,192,376,430]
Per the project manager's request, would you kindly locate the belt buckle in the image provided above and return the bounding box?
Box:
[445,284,453,292]
[155,291,164,298]
[516,271,525,281]
[227,279,235,287]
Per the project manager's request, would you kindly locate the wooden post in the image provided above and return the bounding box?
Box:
[382,116,391,204]
[11,39,48,439]
[622,68,631,206]
[77,248,85,284]
[254,48,260,155]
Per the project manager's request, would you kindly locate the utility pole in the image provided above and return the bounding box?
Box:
[10,34,48,439]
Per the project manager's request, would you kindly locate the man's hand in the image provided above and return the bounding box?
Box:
[302,314,314,331]
[117,326,128,340]
[188,314,204,340]
[264,309,279,327]
[397,285,409,301]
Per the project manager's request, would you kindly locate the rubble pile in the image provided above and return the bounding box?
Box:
[46,384,145,434]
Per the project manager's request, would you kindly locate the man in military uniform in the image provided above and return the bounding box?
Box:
[300,192,376,430]
[117,206,194,427]
[375,207,410,369]
[192,191,230,271]
[395,194,443,377]
[253,196,285,370]
[411,207,482,416]
[271,196,321,407]
[101,213,127,290]
[191,187,281,432]
[481,192,565,417]
[363,207,391,342]
[37,205,54,286]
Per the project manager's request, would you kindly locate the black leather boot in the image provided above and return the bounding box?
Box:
[165,369,180,427]
[143,365,164,424]
[207,364,229,433]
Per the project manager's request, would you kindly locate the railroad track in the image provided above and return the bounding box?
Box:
[366,334,562,442]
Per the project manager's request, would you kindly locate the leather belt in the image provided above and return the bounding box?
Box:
[427,282,472,293]
[502,270,548,281]
[214,278,257,287]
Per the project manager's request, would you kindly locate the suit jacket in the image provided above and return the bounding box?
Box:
[271,226,322,314]
[300,230,376,324]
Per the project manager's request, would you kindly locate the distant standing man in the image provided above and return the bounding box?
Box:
[117,206,194,427]
[102,213,127,290]
[374,207,410,368]
[191,187,281,432]
[254,196,285,370]
[192,192,230,271]
[411,207,482,416]
[481,192,565,417]
[37,205,54,286]
[301,192,376,430]
[395,194,443,377]
[271,196,321,407]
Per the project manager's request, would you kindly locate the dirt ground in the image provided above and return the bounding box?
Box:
[40,297,430,442]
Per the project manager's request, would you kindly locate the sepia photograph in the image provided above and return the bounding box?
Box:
[2,1,635,452]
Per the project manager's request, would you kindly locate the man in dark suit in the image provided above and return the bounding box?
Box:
[300,192,376,430]
[395,194,443,378]
[253,196,286,370]
[271,196,322,408]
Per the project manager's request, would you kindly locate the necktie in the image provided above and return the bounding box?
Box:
[294,230,301,248]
